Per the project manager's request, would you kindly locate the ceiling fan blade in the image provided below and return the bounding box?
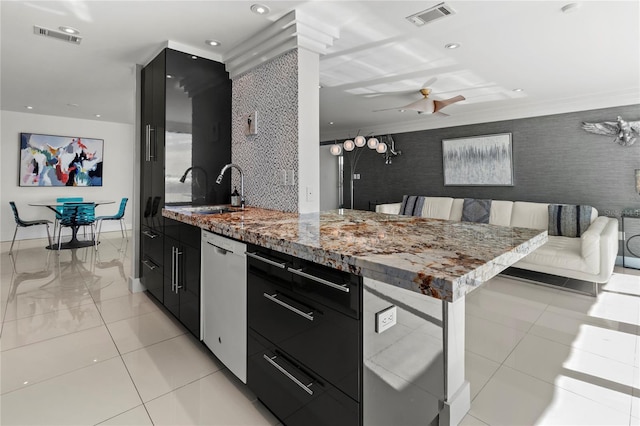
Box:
[373,107,404,112]
[421,77,437,88]
[433,95,465,113]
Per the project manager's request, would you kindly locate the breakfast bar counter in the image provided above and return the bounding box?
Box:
[163,206,547,302]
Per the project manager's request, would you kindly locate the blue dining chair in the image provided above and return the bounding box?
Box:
[53,197,83,242]
[96,197,128,242]
[9,202,52,253]
[56,202,97,250]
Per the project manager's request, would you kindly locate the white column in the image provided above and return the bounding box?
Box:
[439,297,470,426]
[297,48,320,214]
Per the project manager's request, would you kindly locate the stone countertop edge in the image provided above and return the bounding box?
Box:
[162,206,548,303]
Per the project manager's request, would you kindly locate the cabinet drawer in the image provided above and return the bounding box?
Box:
[248,272,360,401]
[141,256,163,303]
[290,260,360,319]
[248,330,359,426]
[247,246,293,283]
[141,226,163,264]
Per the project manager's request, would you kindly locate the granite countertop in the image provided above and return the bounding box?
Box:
[163,206,547,302]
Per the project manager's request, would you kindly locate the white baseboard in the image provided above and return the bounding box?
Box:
[128,276,146,293]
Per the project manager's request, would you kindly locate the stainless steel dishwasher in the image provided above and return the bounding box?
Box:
[201,230,247,383]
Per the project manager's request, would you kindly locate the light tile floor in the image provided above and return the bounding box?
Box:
[1,234,639,425]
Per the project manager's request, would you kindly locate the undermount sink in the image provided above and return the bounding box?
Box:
[178,205,241,215]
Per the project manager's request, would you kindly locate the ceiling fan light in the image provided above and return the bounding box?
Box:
[367,137,379,149]
[376,142,388,154]
[329,144,342,156]
[354,135,366,147]
[343,139,355,151]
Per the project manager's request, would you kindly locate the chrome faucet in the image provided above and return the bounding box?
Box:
[179,166,208,203]
[216,163,245,209]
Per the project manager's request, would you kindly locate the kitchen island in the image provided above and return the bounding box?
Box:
[163,206,547,425]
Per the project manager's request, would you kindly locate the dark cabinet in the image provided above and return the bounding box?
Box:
[247,245,362,425]
[139,47,230,335]
[162,219,201,337]
[141,225,164,302]
[141,50,165,233]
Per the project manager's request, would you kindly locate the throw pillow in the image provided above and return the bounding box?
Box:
[399,195,425,216]
[461,198,492,223]
[548,204,593,237]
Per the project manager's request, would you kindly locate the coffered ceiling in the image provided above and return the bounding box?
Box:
[1,1,638,141]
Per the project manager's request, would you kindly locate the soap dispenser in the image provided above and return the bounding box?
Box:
[231,187,241,207]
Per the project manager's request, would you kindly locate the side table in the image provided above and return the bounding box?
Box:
[621,208,640,268]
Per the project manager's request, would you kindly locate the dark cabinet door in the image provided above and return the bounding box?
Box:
[141,50,165,233]
[248,330,359,426]
[178,241,200,336]
[163,235,180,319]
[162,222,200,337]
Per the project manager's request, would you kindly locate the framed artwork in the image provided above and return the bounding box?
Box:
[19,133,104,187]
[442,133,513,186]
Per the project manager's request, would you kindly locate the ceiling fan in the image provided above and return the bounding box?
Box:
[374,82,465,116]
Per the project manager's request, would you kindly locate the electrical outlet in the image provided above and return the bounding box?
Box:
[287,169,295,186]
[353,173,361,180]
[375,306,397,333]
[280,170,287,185]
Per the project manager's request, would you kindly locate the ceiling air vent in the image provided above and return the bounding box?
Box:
[33,26,82,45]
[406,2,456,27]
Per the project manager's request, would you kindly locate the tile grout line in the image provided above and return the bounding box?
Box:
[83,253,156,426]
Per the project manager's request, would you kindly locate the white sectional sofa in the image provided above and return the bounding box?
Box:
[376,197,619,293]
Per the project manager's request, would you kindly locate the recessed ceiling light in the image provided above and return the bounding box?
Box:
[67,103,79,107]
[399,109,406,113]
[561,3,581,13]
[444,43,461,49]
[250,3,270,15]
[512,88,524,92]
[59,26,79,35]
[205,39,221,47]
[328,121,334,125]
[95,114,101,118]
[166,74,173,79]
[25,105,33,110]
[191,55,197,60]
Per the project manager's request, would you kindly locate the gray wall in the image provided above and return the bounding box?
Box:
[347,104,640,220]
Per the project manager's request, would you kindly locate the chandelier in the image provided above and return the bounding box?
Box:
[329,134,401,209]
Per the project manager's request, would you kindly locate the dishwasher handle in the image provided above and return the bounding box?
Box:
[206,241,232,255]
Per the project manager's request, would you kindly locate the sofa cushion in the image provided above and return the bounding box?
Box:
[548,204,593,237]
[461,198,491,223]
[376,203,401,214]
[422,197,454,220]
[399,195,425,216]
[517,235,598,275]
[488,200,514,227]
[510,202,549,230]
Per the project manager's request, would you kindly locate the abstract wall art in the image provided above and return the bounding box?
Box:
[19,133,104,187]
[442,133,513,186]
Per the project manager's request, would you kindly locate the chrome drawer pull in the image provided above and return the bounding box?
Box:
[289,268,350,293]
[263,293,314,321]
[141,259,157,270]
[247,252,286,269]
[263,354,314,396]
[142,230,158,239]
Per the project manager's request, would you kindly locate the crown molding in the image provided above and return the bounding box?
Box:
[224,10,338,79]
